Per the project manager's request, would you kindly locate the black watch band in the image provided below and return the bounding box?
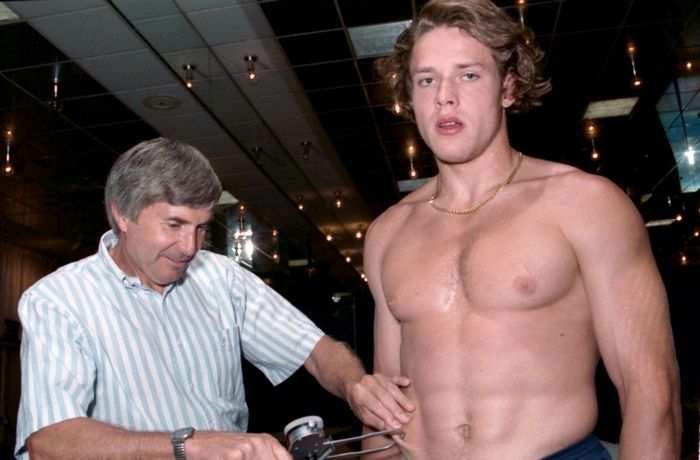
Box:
[171,427,195,460]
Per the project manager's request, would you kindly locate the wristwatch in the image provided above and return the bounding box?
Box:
[171,427,195,460]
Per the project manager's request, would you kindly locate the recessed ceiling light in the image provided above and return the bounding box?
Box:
[348,20,411,58]
[142,95,181,111]
[583,97,639,119]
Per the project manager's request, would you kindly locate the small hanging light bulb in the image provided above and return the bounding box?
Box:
[675,213,683,222]
[334,191,343,209]
[244,55,258,80]
[272,252,279,263]
[326,233,333,242]
[392,101,402,115]
[516,0,527,29]
[272,228,278,238]
[355,229,363,239]
[3,129,14,177]
[183,64,196,89]
[685,61,693,71]
[408,143,418,178]
[680,253,687,265]
[300,140,312,160]
[585,121,600,161]
[296,195,304,211]
[48,63,63,111]
[626,42,642,87]
[345,256,352,263]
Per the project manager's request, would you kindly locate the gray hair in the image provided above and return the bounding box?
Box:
[104,137,222,234]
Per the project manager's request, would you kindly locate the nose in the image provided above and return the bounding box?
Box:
[436,79,457,108]
[178,229,199,257]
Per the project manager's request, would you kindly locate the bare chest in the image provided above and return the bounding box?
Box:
[381,213,579,321]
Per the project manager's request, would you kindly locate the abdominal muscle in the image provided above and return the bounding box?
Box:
[393,304,599,460]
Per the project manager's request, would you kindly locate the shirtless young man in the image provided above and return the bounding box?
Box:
[362,0,681,458]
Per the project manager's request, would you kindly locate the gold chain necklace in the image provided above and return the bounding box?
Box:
[428,151,523,215]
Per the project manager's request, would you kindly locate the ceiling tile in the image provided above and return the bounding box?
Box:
[30,7,145,59]
[308,86,367,112]
[133,14,205,53]
[213,38,289,74]
[295,60,360,91]
[0,22,66,71]
[261,0,340,36]
[112,83,202,120]
[162,48,230,81]
[337,0,412,27]
[61,94,140,127]
[87,120,159,152]
[233,69,304,98]
[175,0,250,13]
[278,30,352,66]
[111,0,181,21]
[187,3,273,45]
[356,57,381,84]
[4,0,104,19]
[556,0,631,33]
[147,111,226,139]
[78,49,174,92]
[4,62,108,102]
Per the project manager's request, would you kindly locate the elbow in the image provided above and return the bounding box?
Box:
[26,432,51,460]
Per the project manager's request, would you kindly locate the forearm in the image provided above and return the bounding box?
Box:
[305,335,365,399]
[26,417,172,460]
[618,387,681,460]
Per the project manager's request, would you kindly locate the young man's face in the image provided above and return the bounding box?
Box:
[112,201,212,293]
[409,26,514,164]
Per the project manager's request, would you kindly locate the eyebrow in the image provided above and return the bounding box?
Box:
[412,62,484,74]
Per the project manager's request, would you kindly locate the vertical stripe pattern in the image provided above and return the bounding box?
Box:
[15,231,324,458]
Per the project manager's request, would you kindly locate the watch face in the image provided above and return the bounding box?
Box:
[173,427,195,441]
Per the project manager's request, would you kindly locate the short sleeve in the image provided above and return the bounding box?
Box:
[15,289,96,458]
[234,268,324,385]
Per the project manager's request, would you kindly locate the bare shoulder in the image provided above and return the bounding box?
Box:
[366,177,435,244]
[522,156,631,211]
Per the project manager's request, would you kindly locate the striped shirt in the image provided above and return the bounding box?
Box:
[15,231,324,458]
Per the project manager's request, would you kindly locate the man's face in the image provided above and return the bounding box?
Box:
[112,201,212,293]
[410,26,514,164]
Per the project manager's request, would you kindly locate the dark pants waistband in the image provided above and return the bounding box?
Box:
[541,434,613,460]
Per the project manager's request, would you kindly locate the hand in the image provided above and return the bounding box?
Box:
[187,431,292,460]
[346,374,415,430]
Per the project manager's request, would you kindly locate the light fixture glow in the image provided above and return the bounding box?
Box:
[301,140,312,160]
[3,129,14,177]
[675,213,683,222]
[334,191,343,208]
[345,256,351,263]
[684,146,695,166]
[183,64,196,89]
[244,55,258,80]
[326,233,333,242]
[392,101,402,115]
[626,42,642,88]
[296,195,304,211]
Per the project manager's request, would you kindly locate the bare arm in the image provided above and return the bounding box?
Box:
[360,217,408,459]
[26,417,292,460]
[304,335,412,431]
[564,174,681,459]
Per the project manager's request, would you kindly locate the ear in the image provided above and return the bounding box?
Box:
[501,72,516,108]
[111,203,130,234]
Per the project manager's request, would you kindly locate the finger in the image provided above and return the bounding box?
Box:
[390,375,411,388]
[385,381,416,414]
